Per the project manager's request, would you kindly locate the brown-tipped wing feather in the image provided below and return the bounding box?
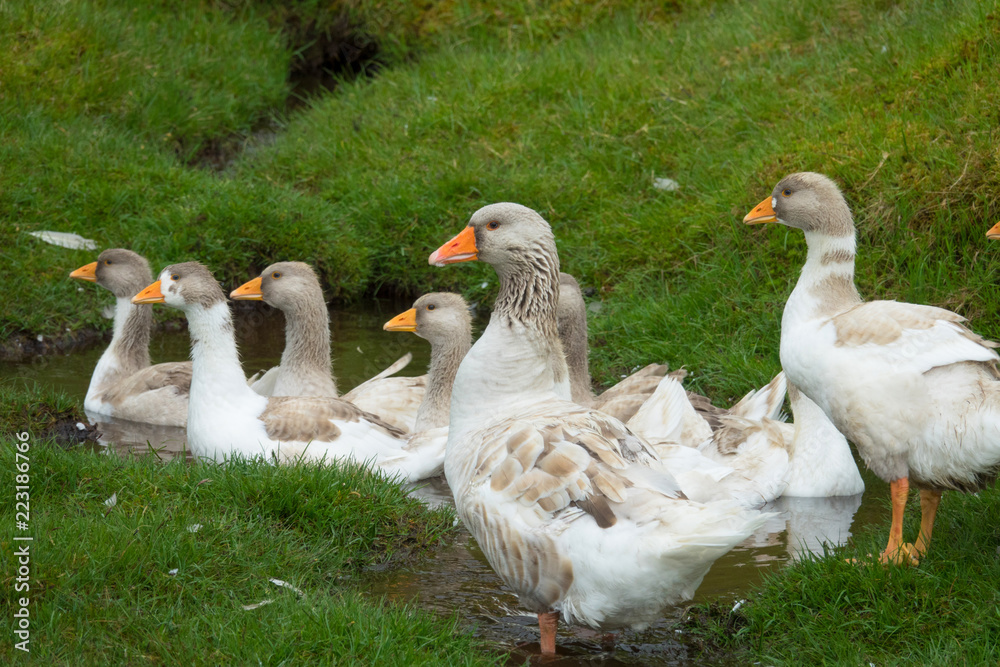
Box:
[261,396,406,442]
[100,362,192,404]
[832,300,1000,350]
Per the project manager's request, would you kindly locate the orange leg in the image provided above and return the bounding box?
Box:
[538,611,559,655]
[911,489,943,558]
[880,477,918,566]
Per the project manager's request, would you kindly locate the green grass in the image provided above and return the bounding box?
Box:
[6,0,999,398]
[4,3,1000,659]
[690,484,1000,665]
[242,0,1000,400]
[0,382,83,435]
[0,439,496,665]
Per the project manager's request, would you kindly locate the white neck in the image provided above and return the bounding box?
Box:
[450,315,564,437]
[184,301,269,460]
[785,230,861,323]
[187,302,256,397]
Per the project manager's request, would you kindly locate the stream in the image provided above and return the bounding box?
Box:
[1,301,887,665]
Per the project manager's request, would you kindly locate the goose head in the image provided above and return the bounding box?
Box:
[429,202,557,278]
[384,292,471,346]
[229,261,324,312]
[744,172,854,237]
[71,248,153,298]
[133,262,226,311]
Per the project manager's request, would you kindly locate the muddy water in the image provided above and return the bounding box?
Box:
[2,301,888,665]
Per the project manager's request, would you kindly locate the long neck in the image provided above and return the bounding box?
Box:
[788,230,862,319]
[187,302,255,398]
[448,248,569,438]
[279,299,337,395]
[110,297,152,371]
[559,311,593,405]
[88,298,152,401]
[415,329,471,431]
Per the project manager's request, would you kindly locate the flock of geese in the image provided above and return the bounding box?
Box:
[66,171,1000,654]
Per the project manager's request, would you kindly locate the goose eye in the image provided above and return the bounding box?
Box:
[427,304,436,311]
[171,274,180,281]
[104,259,112,265]
[781,188,792,197]
[272,271,282,279]
[486,221,499,230]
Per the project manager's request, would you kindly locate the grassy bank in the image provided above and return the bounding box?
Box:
[691,483,1000,665]
[5,0,1000,400]
[0,436,495,664]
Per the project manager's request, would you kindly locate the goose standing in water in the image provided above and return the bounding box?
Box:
[133,262,435,480]
[70,249,190,426]
[746,171,1000,564]
[230,262,424,432]
[429,202,768,654]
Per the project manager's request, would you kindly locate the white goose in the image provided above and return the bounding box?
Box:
[230,262,424,431]
[746,171,1000,565]
[430,203,768,654]
[132,262,436,481]
[70,249,190,427]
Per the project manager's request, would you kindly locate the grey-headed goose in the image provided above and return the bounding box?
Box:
[70,249,190,426]
[747,171,1000,564]
[378,292,474,480]
[383,292,471,432]
[230,262,424,432]
[430,202,767,654]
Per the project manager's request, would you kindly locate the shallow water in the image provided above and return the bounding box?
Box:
[1,300,433,458]
[3,301,889,665]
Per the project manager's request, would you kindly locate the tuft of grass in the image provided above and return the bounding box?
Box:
[0,440,495,665]
[0,381,82,435]
[690,484,1000,664]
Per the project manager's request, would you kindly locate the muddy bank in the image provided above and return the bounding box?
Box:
[0,320,187,363]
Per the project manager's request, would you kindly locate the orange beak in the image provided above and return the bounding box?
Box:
[230,276,264,300]
[70,261,98,282]
[987,222,1000,240]
[744,196,778,224]
[429,226,478,266]
[383,308,417,333]
[132,280,165,304]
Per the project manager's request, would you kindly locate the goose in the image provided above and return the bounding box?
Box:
[429,202,768,653]
[131,262,438,481]
[378,292,474,481]
[70,249,190,427]
[383,292,472,432]
[230,262,424,432]
[745,171,1000,565]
